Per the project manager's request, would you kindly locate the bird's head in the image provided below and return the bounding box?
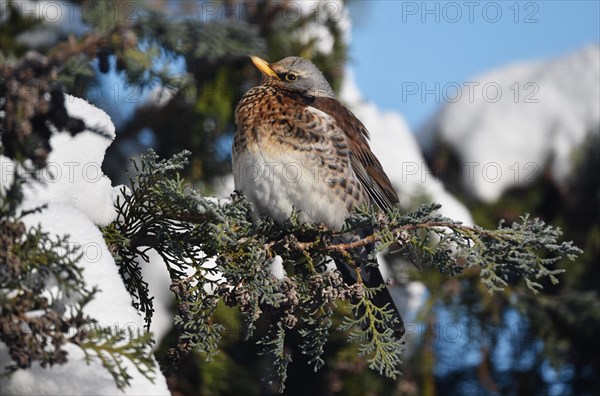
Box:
[250,55,335,98]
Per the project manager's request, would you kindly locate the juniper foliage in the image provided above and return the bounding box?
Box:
[1,1,588,391]
[1,1,352,391]
[104,150,581,392]
[0,197,157,390]
[0,215,91,372]
[0,53,156,389]
[78,325,156,390]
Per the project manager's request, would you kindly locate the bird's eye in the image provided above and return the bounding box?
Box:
[285,73,298,82]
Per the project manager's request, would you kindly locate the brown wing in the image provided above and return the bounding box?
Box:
[310,97,399,211]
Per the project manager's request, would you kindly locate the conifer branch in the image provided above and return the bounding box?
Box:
[102,150,582,392]
[78,326,156,390]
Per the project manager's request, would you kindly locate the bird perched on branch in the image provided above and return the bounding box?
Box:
[233,55,405,340]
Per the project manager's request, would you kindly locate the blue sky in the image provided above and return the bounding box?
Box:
[348,1,600,130]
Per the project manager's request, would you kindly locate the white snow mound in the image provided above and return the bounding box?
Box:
[420,44,600,203]
[0,95,170,395]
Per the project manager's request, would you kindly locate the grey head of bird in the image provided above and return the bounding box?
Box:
[250,55,336,98]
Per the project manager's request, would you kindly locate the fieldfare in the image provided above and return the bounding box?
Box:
[233,56,405,340]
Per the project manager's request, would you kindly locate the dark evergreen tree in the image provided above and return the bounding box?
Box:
[1,1,592,395]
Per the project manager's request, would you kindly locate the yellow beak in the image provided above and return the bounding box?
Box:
[250,55,279,79]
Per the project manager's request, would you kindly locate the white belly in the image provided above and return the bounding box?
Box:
[233,149,350,230]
